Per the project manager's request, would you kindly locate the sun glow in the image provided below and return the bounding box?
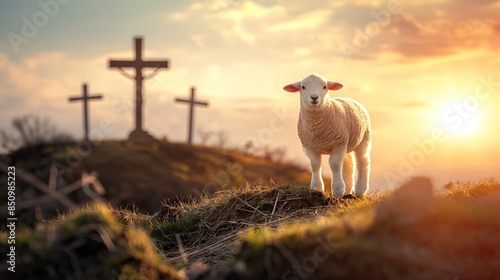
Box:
[438,102,482,137]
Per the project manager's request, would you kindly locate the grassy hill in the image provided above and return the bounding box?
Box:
[2,141,499,279]
[0,140,310,222]
[1,179,499,279]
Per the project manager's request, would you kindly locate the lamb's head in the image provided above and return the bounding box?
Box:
[283,73,344,110]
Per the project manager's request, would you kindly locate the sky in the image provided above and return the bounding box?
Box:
[0,0,499,190]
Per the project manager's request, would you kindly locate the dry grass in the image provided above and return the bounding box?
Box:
[152,182,360,268]
[202,179,500,280]
[442,178,500,200]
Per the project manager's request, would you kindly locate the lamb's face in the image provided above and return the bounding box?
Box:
[299,74,329,109]
[283,73,344,110]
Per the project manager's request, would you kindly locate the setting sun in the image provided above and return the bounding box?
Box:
[438,97,482,137]
[439,105,482,137]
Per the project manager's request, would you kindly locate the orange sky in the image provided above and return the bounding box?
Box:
[0,0,499,190]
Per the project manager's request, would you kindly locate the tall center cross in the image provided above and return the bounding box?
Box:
[68,83,103,141]
[108,37,169,133]
[175,87,209,144]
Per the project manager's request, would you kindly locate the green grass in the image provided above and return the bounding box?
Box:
[153,214,201,236]
[1,204,183,280]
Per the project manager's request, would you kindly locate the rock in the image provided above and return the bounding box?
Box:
[376,176,436,225]
[128,129,157,143]
[342,193,358,200]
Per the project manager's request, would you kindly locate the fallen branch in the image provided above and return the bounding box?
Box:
[0,161,77,209]
[0,162,106,211]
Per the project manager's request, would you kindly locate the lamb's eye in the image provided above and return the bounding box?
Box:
[323,86,326,89]
[302,86,305,90]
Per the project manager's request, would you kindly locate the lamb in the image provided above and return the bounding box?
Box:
[283,73,372,197]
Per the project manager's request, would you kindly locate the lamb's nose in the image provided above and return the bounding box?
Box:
[311,95,318,100]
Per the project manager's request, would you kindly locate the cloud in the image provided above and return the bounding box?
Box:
[22,52,66,70]
[167,12,189,21]
[267,9,332,32]
[217,0,284,20]
[0,52,66,109]
[206,65,221,77]
[214,1,286,43]
[190,34,205,47]
[385,15,500,60]
[297,0,500,62]
[166,0,287,44]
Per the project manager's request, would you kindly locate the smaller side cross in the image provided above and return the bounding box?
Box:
[68,83,103,141]
[175,87,209,144]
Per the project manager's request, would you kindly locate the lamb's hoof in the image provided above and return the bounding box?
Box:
[342,193,358,200]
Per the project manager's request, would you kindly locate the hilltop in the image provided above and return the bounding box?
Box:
[1,179,499,279]
[0,140,310,222]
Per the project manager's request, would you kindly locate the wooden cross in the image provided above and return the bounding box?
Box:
[175,87,209,144]
[108,37,169,133]
[68,83,103,141]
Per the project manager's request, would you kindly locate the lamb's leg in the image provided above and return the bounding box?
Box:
[354,132,372,197]
[303,146,324,192]
[343,152,354,195]
[329,146,347,197]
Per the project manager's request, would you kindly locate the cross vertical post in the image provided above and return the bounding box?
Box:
[68,83,103,141]
[187,87,195,144]
[83,84,89,139]
[134,38,143,132]
[175,87,209,144]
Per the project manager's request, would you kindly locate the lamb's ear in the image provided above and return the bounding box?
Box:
[283,82,301,93]
[327,81,344,91]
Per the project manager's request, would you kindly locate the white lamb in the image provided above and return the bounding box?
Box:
[283,73,372,197]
